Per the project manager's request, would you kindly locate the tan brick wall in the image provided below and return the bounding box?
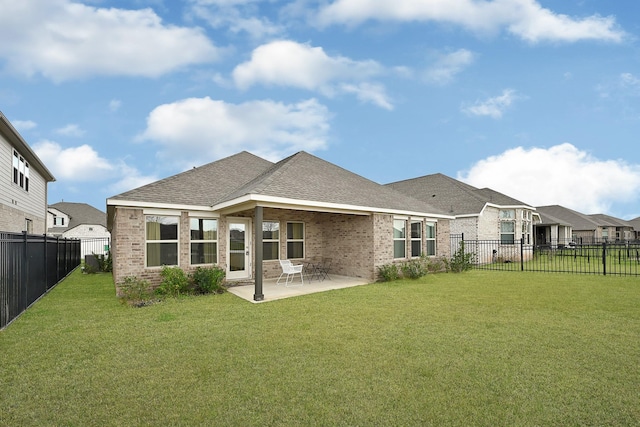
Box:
[111,206,451,290]
[0,203,45,234]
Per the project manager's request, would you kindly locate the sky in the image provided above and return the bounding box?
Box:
[2,0,640,220]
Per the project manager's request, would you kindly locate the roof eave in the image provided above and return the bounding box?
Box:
[213,194,455,219]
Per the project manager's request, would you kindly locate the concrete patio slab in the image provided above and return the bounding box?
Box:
[227,275,371,303]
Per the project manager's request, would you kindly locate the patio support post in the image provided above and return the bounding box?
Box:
[253,206,264,301]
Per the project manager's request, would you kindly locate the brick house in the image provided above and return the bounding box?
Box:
[386,173,538,263]
[107,151,452,300]
[0,111,55,234]
[537,205,635,243]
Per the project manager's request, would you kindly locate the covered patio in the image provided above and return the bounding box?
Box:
[227,274,371,303]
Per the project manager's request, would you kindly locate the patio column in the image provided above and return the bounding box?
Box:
[253,206,264,301]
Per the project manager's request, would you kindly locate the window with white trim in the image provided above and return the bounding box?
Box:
[12,150,29,191]
[425,222,436,256]
[146,216,179,267]
[263,221,280,261]
[500,221,515,244]
[410,221,422,257]
[393,219,406,259]
[286,222,304,259]
[53,216,65,226]
[499,209,516,244]
[190,218,217,265]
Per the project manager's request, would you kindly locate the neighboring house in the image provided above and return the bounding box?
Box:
[107,151,453,300]
[533,209,573,248]
[386,173,537,260]
[587,214,634,242]
[629,217,640,241]
[47,202,111,257]
[0,111,55,234]
[536,205,634,244]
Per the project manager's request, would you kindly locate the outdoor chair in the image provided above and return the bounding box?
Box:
[277,259,304,287]
[317,258,332,281]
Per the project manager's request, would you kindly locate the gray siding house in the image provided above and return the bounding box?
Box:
[0,112,55,234]
[107,151,453,300]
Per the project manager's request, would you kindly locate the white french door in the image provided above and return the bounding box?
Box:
[227,218,251,280]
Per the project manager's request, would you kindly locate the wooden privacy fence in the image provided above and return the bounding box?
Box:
[451,234,640,277]
[0,232,81,329]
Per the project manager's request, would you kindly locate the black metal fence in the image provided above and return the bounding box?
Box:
[1,232,81,329]
[81,237,111,259]
[451,235,640,276]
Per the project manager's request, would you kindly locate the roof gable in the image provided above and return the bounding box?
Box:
[217,152,449,215]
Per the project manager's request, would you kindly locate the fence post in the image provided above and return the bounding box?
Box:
[520,238,524,271]
[602,242,607,276]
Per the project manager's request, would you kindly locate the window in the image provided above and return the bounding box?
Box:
[190,218,217,265]
[393,219,406,258]
[410,221,422,257]
[521,210,532,243]
[53,216,65,226]
[602,228,609,241]
[146,216,179,267]
[263,221,280,261]
[25,218,33,234]
[500,221,515,244]
[500,209,515,219]
[12,150,29,191]
[286,222,304,259]
[425,222,436,256]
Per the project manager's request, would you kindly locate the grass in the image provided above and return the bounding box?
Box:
[1,269,639,426]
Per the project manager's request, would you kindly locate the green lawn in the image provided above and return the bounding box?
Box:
[1,269,639,426]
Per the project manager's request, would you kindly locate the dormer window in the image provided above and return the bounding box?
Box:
[53,216,65,226]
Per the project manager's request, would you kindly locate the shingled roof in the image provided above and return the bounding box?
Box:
[108,151,449,217]
[535,205,599,231]
[49,202,107,231]
[385,173,533,216]
[214,151,448,215]
[109,151,274,207]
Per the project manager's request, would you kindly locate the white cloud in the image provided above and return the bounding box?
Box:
[232,40,391,108]
[340,82,394,110]
[12,120,37,132]
[33,140,113,180]
[316,0,625,43]
[33,139,157,196]
[188,0,284,40]
[55,124,86,137]
[107,162,158,195]
[424,49,475,85]
[137,96,332,167]
[462,89,519,118]
[0,0,219,82]
[458,143,640,214]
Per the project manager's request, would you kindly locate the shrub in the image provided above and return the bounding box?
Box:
[401,258,428,279]
[96,251,113,272]
[377,263,400,282]
[118,276,154,307]
[426,256,447,273]
[156,266,191,297]
[190,266,226,294]
[445,241,475,273]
